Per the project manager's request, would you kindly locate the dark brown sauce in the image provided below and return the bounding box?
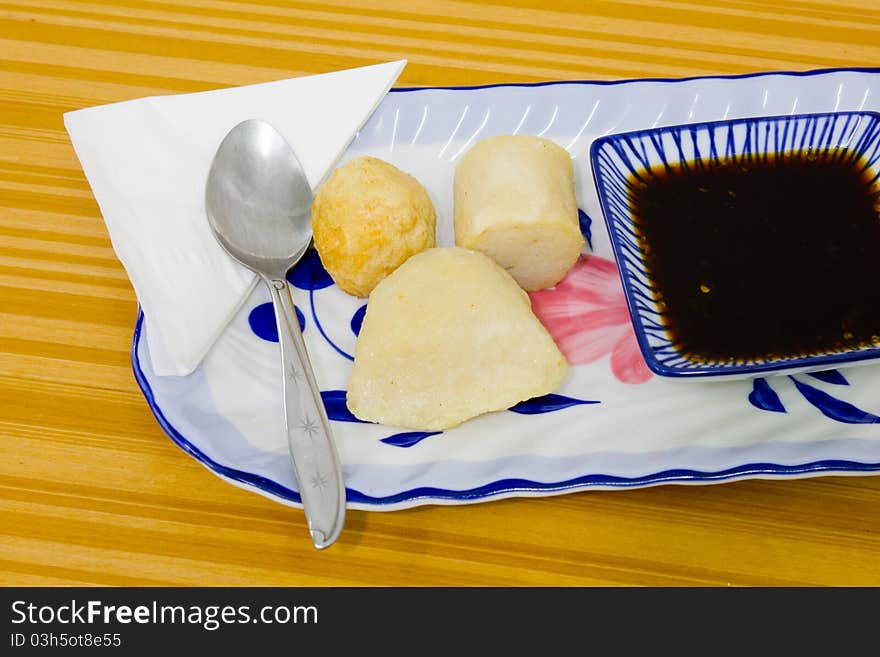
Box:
[629,149,880,364]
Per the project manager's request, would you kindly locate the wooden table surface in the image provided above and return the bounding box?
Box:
[2,0,880,587]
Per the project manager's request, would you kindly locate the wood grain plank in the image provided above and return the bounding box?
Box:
[1,0,879,587]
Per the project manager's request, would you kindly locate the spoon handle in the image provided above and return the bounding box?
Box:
[268,277,346,549]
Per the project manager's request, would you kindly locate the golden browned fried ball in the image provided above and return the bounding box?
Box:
[311,156,436,297]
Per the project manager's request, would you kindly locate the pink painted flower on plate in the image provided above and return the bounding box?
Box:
[529,255,652,384]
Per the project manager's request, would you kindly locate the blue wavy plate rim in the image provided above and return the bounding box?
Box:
[131,310,880,508]
[131,67,880,508]
[390,65,880,92]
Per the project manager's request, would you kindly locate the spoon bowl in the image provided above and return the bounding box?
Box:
[206,120,313,277]
[206,119,346,549]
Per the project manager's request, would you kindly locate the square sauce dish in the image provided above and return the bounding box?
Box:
[592,111,880,380]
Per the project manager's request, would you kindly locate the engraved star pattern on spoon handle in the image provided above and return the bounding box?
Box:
[268,277,346,549]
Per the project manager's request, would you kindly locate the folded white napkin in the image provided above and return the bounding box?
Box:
[64,60,406,376]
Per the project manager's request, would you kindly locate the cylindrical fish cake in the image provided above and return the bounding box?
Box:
[453,135,584,291]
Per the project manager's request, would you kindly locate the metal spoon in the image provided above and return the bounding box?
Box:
[205,119,345,549]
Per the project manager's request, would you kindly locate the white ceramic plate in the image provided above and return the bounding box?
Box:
[134,67,880,511]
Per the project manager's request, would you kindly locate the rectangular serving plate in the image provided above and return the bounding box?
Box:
[134,67,880,511]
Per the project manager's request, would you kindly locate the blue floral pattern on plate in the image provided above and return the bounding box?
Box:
[749,370,879,423]
[288,249,354,361]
